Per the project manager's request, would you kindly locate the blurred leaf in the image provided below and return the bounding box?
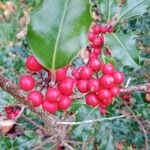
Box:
[105,33,140,69]
[27,0,91,70]
[99,0,150,20]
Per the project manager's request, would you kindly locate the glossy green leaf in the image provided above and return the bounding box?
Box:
[27,0,92,70]
[99,0,150,20]
[105,33,140,69]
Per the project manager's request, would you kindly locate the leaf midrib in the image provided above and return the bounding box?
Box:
[52,0,70,72]
[119,0,145,20]
[112,33,138,67]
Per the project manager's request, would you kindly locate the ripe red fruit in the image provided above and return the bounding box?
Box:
[72,69,79,79]
[14,109,20,116]
[97,89,112,101]
[100,108,107,114]
[89,53,98,59]
[25,55,42,72]
[79,66,93,80]
[88,78,100,92]
[101,97,113,105]
[28,91,43,107]
[86,93,99,107]
[88,32,95,42]
[58,96,72,110]
[113,71,124,84]
[121,94,131,101]
[58,77,75,96]
[42,101,58,114]
[88,58,102,72]
[92,25,101,34]
[93,48,101,55]
[110,86,120,97]
[93,36,103,47]
[105,48,111,56]
[99,26,107,33]
[19,75,35,91]
[99,75,114,89]
[5,106,12,114]
[7,112,16,119]
[77,80,88,93]
[46,88,61,102]
[56,66,68,81]
[102,63,114,75]
[99,102,107,109]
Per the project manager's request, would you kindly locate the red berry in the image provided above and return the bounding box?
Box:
[7,112,16,119]
[93,36,103,47]
[102,64,114,75]
[108,26,113,33]
[106,48,111,56]
[110,86,120,97]
[93,48,101,55]
[28,91,43,107]
[42,101,58,114]
[88,78,100,92]
[97,89,112,101]
[19,75,35,91]
[113,71,124,84]
[46,88,61,102]
[99,26,107,33]
[14,109,20,116]
[88,58,102,72]
[88,32,95,42]
[101,97,113,105]
[86,93,99,107]
[92,25,101,34]
[72,69,79,79]
[25,55,42,72]
[99,102,107,109]
[56,66,68,81]
[5,106,12,114]
[100,108,107,114]
[58,77,75,96]
[89,53,98,59]
[99,75,114,89]
[58,96,72,110]
[121,94,131,101]
[77,80,88,93]
[79,66,93,80]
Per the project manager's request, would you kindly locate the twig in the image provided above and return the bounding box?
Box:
[63,143,76,150]
[124,102,148,150]
[56,115,125,125]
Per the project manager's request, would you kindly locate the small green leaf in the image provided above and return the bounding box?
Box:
[27,0,92,70]
[105,33,140,69]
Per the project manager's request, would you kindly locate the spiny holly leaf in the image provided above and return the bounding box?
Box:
[105,33,140,69]
[99,0,150,20]
[27,0,91,71]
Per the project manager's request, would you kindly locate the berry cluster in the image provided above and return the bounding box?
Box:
[5,106,21,119]
[19,24,124,114]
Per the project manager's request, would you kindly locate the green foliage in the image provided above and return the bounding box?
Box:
[27,0,92,70]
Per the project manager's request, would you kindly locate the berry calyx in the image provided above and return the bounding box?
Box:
[86,93,99,107]
[25,55,42,72]
[58,96,72,110]
[19,75,35,91]
[46,88,61,102]
[28,91,43,107]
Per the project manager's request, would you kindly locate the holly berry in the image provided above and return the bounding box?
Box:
[93,36,103,47]
[56,66,68,81]
[100,108,107,114]
[88,32,95,42]
[93,48,101,55]
[88,58,102,72]
[102,64,114,75]
[19,75,35,91]
[99,75,114,89]
[99,26,107,33]
[79,66,93,80]
[86,93,99,107]
[88,78,100,92]
[25,55,42,72]
[92,25,101,34]
[105,48,111,56]
[113,71,124,84]
[97,89,112,101]
[58,77,75,96]
[5,106,12,114]
[77,80,88,93]
[58,96,72,110]
[42,101,58,113]
[110,86,120,97]
[28,91,43,107]
[46,88,61,102]
[72,69,79,79]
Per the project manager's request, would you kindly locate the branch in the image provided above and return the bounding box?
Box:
[56,115,125,125]
[0,73,55,126]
